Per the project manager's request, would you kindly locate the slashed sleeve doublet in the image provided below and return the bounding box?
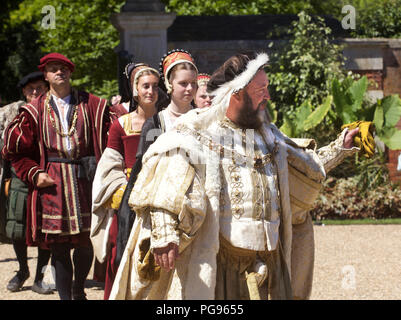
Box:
[129,148,207,252]
[1,107,42,186]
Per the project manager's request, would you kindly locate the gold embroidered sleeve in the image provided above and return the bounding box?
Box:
[317,129,359,173]
[129,148,196,216]
[131,148,208,253]
[150,209,180,250]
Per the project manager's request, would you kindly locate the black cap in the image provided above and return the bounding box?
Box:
[17,71,45,90]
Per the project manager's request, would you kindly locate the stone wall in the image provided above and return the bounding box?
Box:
[167,40,274,74]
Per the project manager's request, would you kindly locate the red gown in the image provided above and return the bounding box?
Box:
[102,114,140,300]
[1,90,110,248]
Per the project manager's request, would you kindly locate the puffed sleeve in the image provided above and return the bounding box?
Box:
[106,119,125,155]
[129,148,207,253]
[1,110,42,186]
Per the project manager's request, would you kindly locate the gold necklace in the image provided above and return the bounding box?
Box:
[218,119,278,167]
[175,123,275,169]
[45,91,78,137]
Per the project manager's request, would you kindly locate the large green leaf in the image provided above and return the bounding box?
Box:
[304,95,332,131]
[295,100,312,133]
[373,99,384,131]
[379,128,401,150]
[331,78,357,124]
[373,95,401,150]
[280,115,295,137]
[382,94,401,128]
[349,76,368,113]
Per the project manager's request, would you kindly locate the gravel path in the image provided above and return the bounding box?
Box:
[0,224,400,300]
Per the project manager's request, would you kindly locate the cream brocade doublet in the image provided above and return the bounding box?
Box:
[215,119,281,252]
[109,105,357,299]
[148,118,356,254]
[149,118,284,253]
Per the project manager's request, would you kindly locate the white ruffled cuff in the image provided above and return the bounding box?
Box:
[317,128,359,173]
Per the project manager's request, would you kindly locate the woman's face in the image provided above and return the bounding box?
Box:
[136,74,159,106]
[171,69,197,105]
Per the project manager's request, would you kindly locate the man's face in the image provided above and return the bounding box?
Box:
[244,70,270,112]
[22,79,47,103]
[44,62,71,87]
[236,70,270,129]
[195,84,212,108]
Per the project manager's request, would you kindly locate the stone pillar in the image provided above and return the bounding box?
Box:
[111,0,176,69]
[342,38,388,101]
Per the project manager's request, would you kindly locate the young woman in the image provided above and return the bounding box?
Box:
[91,63,160,300]
[139,49,198,152]
[112,50,199,281]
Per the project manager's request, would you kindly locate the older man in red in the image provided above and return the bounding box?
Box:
[2,53,111,300]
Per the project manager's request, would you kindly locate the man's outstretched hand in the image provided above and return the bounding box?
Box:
[153,242,179,271]
[343,128,360,149]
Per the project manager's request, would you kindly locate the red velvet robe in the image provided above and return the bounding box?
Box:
[109,103,129,121]
[1,89,110,248]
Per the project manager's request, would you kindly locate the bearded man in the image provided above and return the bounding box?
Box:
[109,52,358,300]
[1,53,111,300]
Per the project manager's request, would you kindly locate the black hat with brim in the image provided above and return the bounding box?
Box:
[17,71,45,89]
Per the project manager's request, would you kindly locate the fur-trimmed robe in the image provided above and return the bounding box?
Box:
[109,107,338,300]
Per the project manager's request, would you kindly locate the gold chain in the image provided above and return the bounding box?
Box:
[175,123,275,169]
[218,120,278,168]
[45,91,78,137]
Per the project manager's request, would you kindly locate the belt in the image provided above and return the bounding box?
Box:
[47,157,86,179]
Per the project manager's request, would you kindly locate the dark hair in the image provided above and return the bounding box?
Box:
[207,53,256,93]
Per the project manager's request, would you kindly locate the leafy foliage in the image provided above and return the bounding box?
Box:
[332,76,369,124]
[352,151,390,195]
[332,75,401,150]
[161,0,341,16]
[348,0,401,38]
[266,12,346,130]
[0,0,44,104]
[279,96,332,137]
[6,0,124,100]
[311,166,401,220]
[373,95,401,150]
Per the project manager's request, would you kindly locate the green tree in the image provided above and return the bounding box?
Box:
[350,0,401,38]
[161,0,341,16]
[9,0,125,100]
[266,12,346,134]
[0,0,44,104]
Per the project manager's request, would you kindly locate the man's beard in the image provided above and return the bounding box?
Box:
[236,91,266,129]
